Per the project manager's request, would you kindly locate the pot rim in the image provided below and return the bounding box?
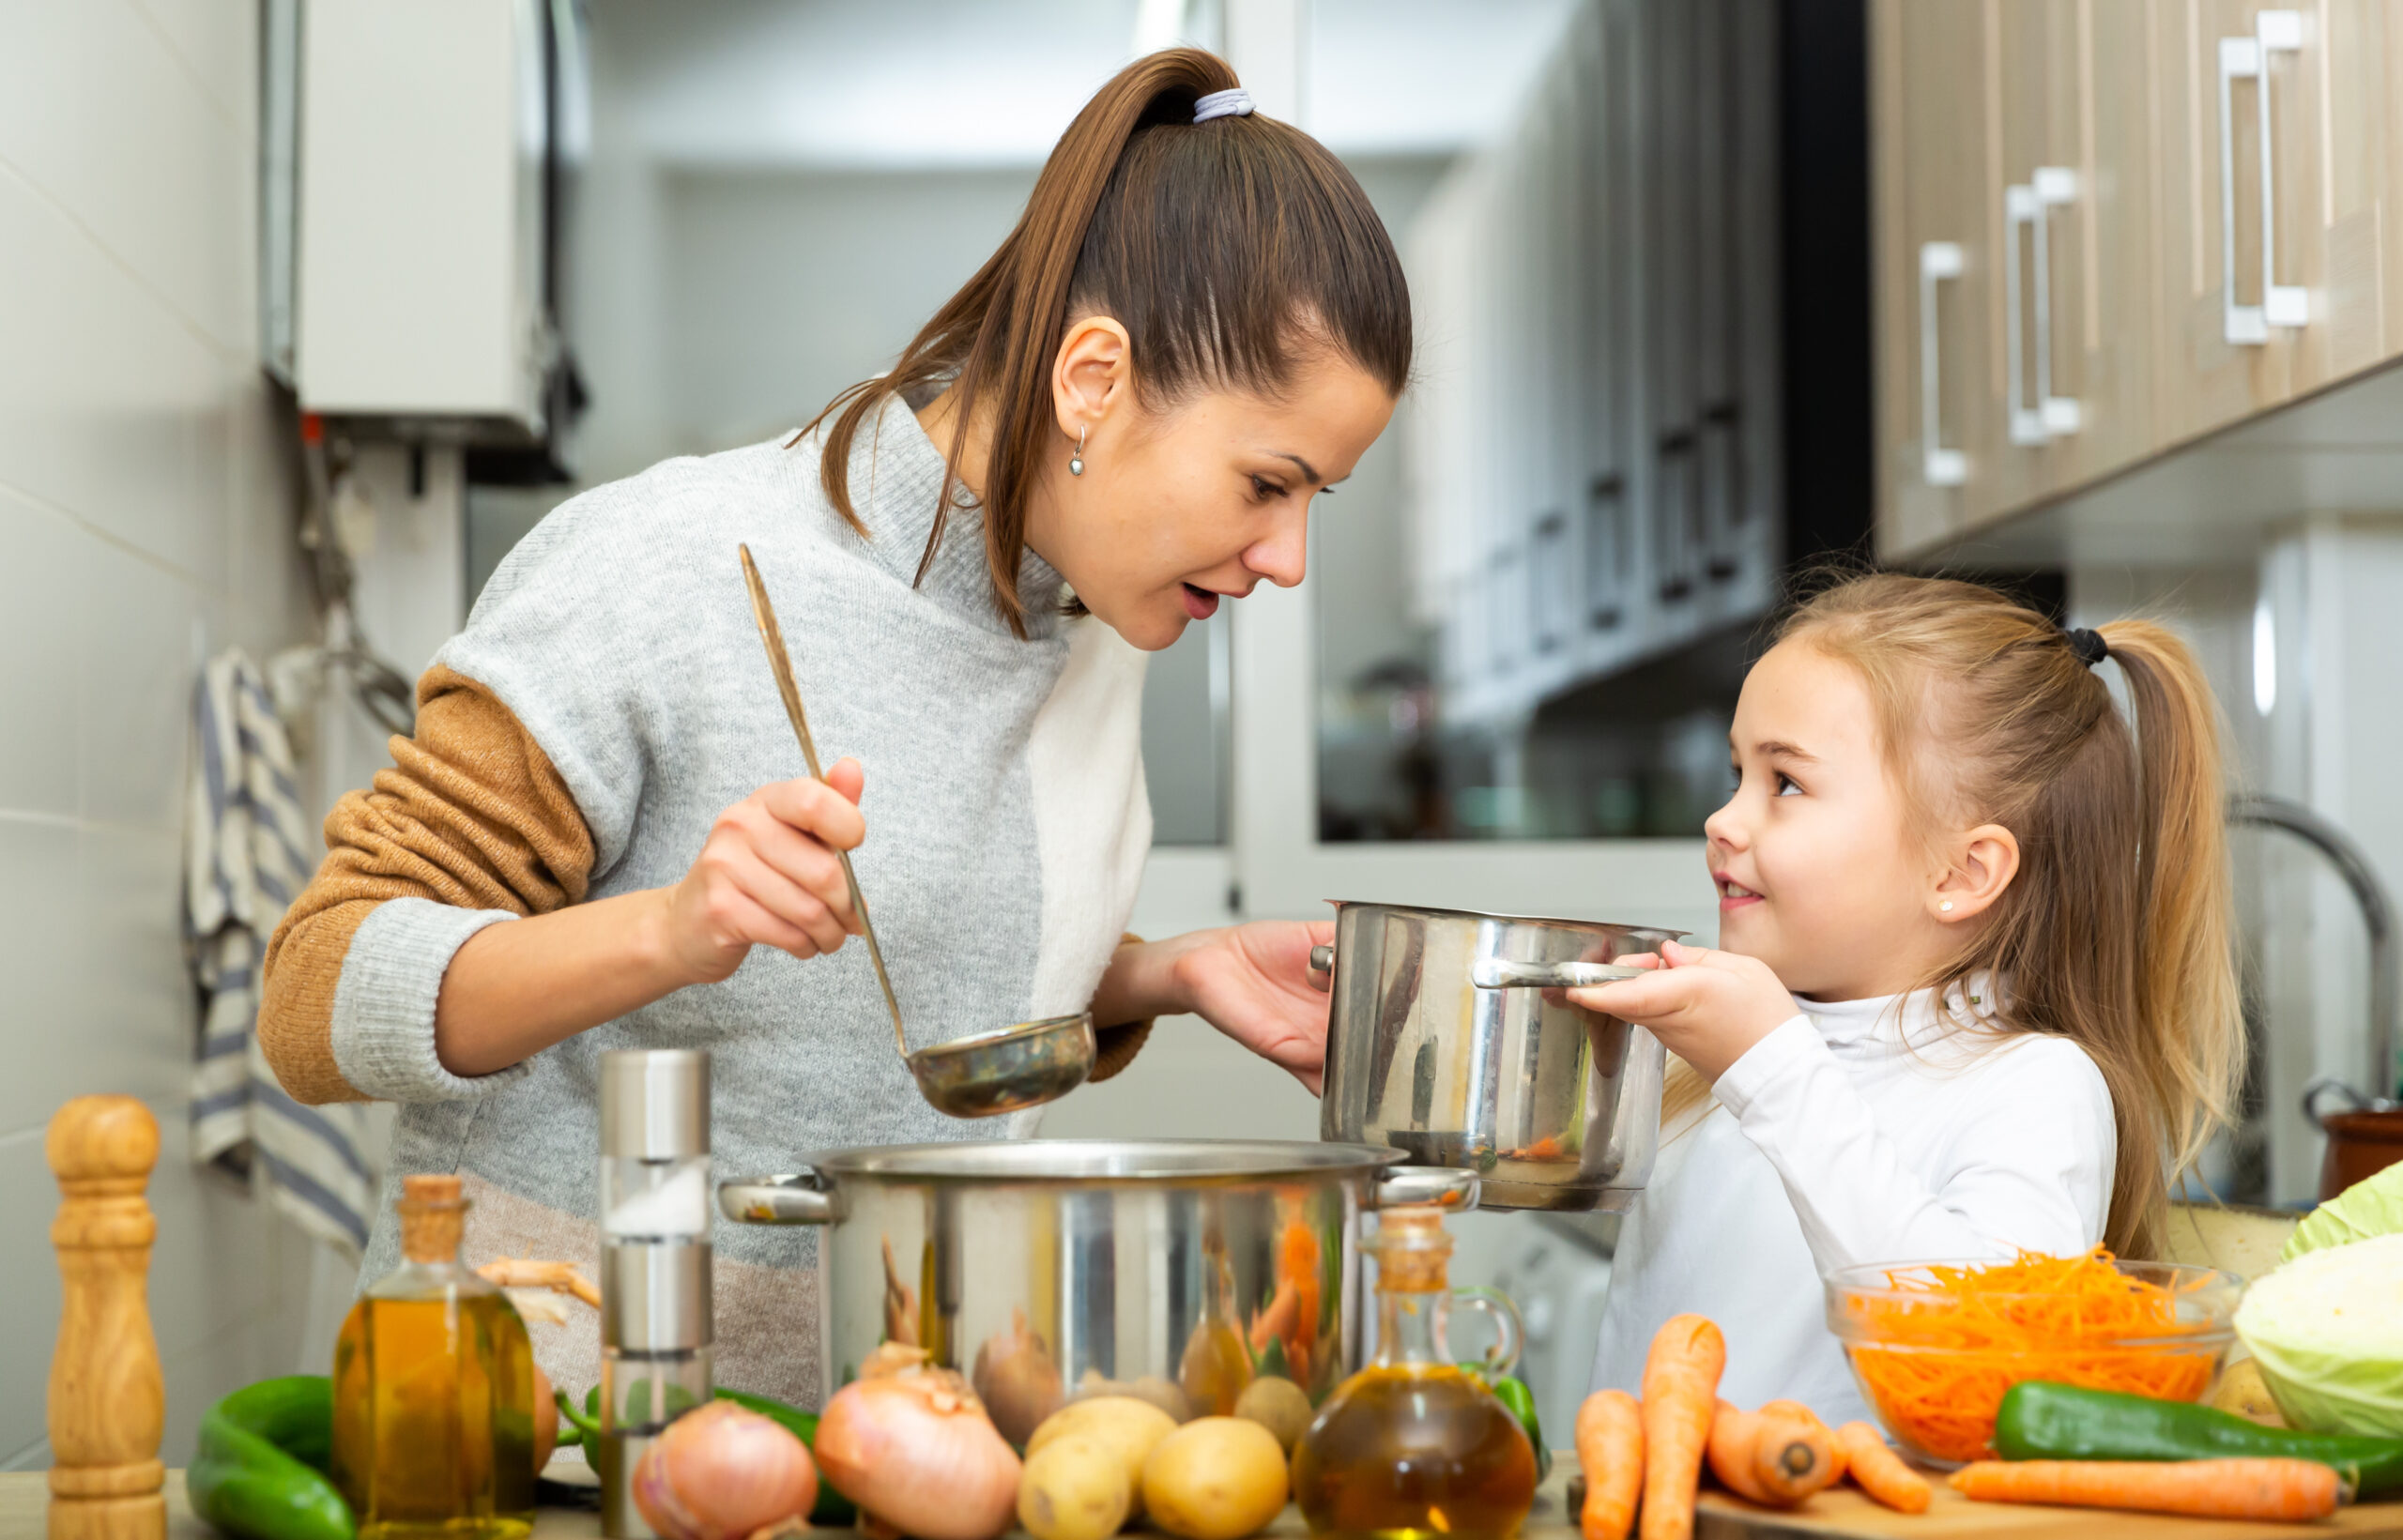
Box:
[792,1136,1408,1183]
[1325,899,1690,939]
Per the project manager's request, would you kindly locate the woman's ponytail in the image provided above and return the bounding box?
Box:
[807,49,1410,635]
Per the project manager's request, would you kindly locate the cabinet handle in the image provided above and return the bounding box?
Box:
[2218,9,2307,345]
[1917,241,1967,485]
[1530,512,1566,655]
[2005,169,2083,446]
[1584,474,1624,631]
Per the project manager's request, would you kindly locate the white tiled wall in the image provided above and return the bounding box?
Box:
[0,0,326,1470]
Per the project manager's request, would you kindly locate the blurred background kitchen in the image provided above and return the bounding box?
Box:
[5,0,2400,1471]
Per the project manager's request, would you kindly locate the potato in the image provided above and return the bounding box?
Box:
[1140,1416,1289,1540]
[1019,1434,1133,1540]
[2211,1357,2288,1427]
[1232,1375,1312,1454]
[1031,1395,1179,1518]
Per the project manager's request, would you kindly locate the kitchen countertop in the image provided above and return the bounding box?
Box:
[7,1470,2402,1540]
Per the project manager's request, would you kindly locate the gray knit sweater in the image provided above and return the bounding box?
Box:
[334,404,1153,1403]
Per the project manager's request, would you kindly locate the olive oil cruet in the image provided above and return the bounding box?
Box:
[1293,1204,1539,1540]
[331,1174,537,1540]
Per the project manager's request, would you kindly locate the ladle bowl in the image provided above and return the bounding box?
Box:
[907,1014,1096,1119]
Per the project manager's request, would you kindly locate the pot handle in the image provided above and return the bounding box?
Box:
[718,1173,834,1226]
[1370,1166,1480,1212]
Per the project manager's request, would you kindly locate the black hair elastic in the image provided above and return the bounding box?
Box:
[2063,627,2109,667]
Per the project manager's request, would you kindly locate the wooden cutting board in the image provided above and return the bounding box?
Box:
[4,1469,2394,1540]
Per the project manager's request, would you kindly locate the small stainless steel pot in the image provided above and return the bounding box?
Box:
[720,1140,1476,1423]
[1316,901,1686,1212]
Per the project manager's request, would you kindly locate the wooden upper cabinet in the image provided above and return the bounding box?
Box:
[1872,0,1996,557]
[1971,0,2161,526]
[2151,0,2313,439]
[2307,0,2398,386]
[1874,0,2403,556]
[2054,0,2164,491]
[2148,0,2396,437]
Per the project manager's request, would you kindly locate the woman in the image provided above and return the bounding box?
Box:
[258,49,1408,1403]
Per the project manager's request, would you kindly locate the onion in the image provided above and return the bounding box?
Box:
[632,1401,819,1540]
[972,1306,1064,1445]
[817,1352,1022,1540]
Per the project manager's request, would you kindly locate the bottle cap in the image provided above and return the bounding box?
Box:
[397,1173,467,1262]
[1371,1204,1453,1291]
[601,1050,710,1159]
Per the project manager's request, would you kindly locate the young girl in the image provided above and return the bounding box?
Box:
[1574,572,2243,1423]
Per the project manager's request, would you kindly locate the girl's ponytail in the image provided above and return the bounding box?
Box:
[2096,621,2243,1204]
[807,48,1410,635]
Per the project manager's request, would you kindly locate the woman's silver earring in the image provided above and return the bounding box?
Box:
[1069,426,1087,477]
[1938,899,1955,913]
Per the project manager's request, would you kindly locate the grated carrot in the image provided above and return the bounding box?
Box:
[1841,1246,2217,1465]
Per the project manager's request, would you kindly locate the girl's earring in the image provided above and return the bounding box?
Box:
[1938,900,1956,913]
[1069,425,1087,477]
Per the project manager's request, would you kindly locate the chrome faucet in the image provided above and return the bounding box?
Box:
[2229,795,2399,1116]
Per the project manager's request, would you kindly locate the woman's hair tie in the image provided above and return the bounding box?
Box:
[2063,626,2109,667]
[1192,87,1254,123]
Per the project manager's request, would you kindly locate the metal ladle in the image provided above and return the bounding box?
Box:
[738,545,1095,1119]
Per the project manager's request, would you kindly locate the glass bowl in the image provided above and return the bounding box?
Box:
[1825,1258,2242,1468]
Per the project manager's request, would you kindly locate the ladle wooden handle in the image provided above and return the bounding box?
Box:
[738,544,911,1060]
[46,1095,165,1540]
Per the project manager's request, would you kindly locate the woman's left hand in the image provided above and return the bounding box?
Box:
[1565,939,1802,1082]
[1092,922,1336,1094]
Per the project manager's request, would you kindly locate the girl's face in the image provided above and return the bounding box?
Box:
[1026,330,1396,652]
[1706,638,1953,1001]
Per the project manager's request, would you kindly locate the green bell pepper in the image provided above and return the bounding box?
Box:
[1457,1364,1550,1481]
[1997,1380,2403,1496]
[187,1377,354,1540]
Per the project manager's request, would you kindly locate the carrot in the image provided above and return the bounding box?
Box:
[1949,1457,2343,1520]
[1638,1315,1726,1540]
[1277,1212,1321,1383]
[1574,1389,1644,1540]
[1707,1400,1838,1506]
[1841,1245,2216,1463]
[1833,1422,1931,1514]
[1757,1399,1844,1485]
[1247,1275,1298,1357]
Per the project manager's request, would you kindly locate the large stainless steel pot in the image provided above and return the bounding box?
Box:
[719,1140,1476,1425]
[1317,902,1686,1212]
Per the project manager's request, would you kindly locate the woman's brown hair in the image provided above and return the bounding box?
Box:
[804,49,1413,635]
[1666,573,2242,1258]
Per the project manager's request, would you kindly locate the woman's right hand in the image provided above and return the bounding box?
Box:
[655,759,867,984]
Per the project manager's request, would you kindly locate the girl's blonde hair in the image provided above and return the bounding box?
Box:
[1666,572,2243,1259]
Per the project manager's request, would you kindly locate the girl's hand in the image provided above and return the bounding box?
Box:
[1093,922,1336,1094]
[1566,938,1801,1081]
[655,760,866,984]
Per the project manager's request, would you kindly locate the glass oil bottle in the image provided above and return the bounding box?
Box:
[1292,1206,1538,1540]
[331,1174,537,1540]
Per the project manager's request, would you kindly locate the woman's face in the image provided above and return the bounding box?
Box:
[1027,329,1396,652]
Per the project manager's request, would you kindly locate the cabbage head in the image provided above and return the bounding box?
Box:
[2234,1230,2403,1436]
[2284,1160,2403,1262]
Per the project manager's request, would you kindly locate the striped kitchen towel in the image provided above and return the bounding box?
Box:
[185,649,375,1256]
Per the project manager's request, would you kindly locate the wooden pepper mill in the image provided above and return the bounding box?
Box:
[46,1095,165,1540]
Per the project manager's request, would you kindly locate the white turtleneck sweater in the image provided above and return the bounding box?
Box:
[1587,989,2116,1426]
